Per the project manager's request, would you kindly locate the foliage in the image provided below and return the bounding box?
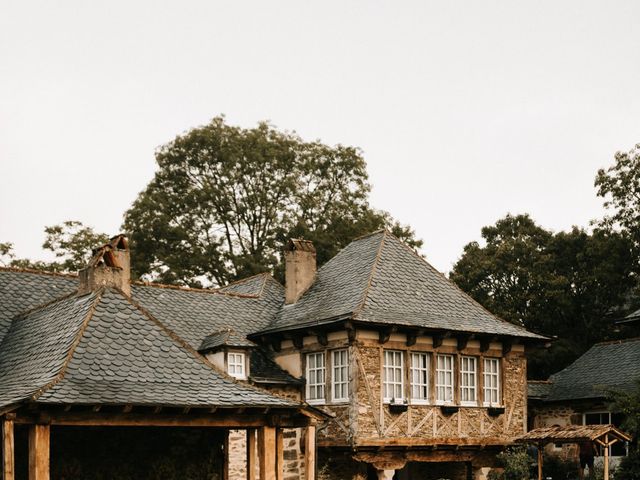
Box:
[608,379,640,439]
[543,453,578,480]
[450,214,637,379]
[123,116,421,287]
[615,449,640,480]
[489,446,533,480]
[0,221,109,273]
[595,144,640,255]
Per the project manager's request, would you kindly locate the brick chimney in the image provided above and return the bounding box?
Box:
[78,235,131,296]
[285,239,316,304]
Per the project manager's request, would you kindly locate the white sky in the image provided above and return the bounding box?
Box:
[1,0,639,273]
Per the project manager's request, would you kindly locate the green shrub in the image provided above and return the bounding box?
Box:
[490,446,533,480]
[615,449,640,480]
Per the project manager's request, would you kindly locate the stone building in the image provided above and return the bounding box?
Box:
[1,230,544,480]
[528,338,640,465]
[250,231,545,480]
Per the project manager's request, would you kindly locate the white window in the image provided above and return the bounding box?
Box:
[306,352,326,404]
[483,358,501,406]
[383,350,404,402]
[460,356,477,405]
[227,352,246,379]
[410,352,430,404]
[436,354,454,404]
[331,349,349,402]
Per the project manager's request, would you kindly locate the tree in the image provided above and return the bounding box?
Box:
[123,116,421,287]
[595,143,640,254]
[0,221,109,273]
[450,214,637,379]
[608,380,640,480]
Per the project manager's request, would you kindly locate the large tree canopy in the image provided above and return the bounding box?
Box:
[450,214,637,379]
[123,116,421,287]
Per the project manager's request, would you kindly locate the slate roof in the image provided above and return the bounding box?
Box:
[0,269,77,343]
[545,338,640,402]
[261,230,543,340]
[528,381,553,400]
[250,349,303,385]
[0,286,295,408]
[199,328,255,352]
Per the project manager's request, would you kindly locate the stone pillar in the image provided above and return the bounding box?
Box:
[376,469,395,480]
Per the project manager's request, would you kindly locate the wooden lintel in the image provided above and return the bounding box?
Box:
[292,336,304,350]
[14,411,310,429]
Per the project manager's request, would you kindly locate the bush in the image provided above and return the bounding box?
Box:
[615,449,640,480]
[490,446,533,480]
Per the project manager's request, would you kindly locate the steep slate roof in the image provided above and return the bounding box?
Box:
[0,287,295,409]
[546,338,640,402]
[261,231,543,340]
[217,273,283,297]
[0,269,77,342]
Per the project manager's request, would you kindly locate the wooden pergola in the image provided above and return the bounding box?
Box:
[2,403,323,480]
[516,425,632,480]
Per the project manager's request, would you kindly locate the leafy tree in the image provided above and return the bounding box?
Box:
[595,143,640,252]
[123,116,421,287]
[608,380,640,480]
[0,221,109,273]
[450,214,636,379]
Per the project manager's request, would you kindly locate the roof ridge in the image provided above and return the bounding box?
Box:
[219,272,270,289]
[528,380,553,384]
[30,290,103,401]
[0,266,78,279]
[593,336,640,347]
[351,229,387,242]
[122,289,288,398]
[133,281,261,299]
[352,230,387,319]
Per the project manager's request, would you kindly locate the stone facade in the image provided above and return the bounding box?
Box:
[272,329,529,479]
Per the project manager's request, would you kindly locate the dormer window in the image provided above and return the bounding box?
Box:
[227,352,246,379]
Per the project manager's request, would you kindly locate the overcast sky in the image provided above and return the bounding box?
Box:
[1,0,639,274]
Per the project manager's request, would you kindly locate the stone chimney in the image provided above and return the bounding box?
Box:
[78,235,131,296]
[285,239,316,304]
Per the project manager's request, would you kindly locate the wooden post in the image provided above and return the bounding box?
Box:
[246,429,257,480]
[28,424,50,480]
[537,443,543,480]
[276,429,284,480]
[223,430,229,480]
[603,435,609,480]
[2,417,15,480]
[304,425,316,480]
[258,426,276,480]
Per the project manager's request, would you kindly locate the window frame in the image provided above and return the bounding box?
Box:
[459,356,478,406]
[482,357,501,407]
[383,350,405,403]
[227,351,246,380]
[305,351,326,405]
[435,354,454,405]
[331,348,350,403]
[410,352,430,405]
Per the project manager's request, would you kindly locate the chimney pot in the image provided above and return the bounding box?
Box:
[285,239,316,304]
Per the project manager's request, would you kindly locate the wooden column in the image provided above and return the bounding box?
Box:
[537,443,543,480]
[246,429,257,480]
[304,425,316,480]
[603,435,609,480]
[28,424,50,480]
[276,429,284,480]
[2,417,15,480]
[258,426,276,480]
[223,430,229,480]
